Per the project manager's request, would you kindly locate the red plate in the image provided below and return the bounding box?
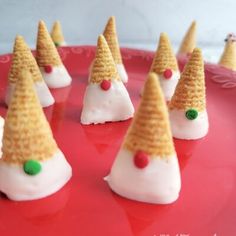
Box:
[0,46,235,236]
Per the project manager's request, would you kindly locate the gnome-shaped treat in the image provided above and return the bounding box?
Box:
[51,21,66,47]
[81,35,134,125]
[219,33,236,71]
[150,33,180,101]
[169,48,209,140]
[178,21,197,55]
[106,73,181,204]
[103,16,128,83]
[5,35,54,107]
[0,70,72,201]
[36,20,72,88]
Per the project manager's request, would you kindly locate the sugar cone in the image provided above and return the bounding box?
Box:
[2,70,58,164]
[169,48,205,111]
[219,40,236,70]
[178,21,197,54]
[50,21,65,45]
[103,16,122,64]
[123,72,175,157]
[90,35,120,83]
[36,20,62,67]
[150,33,178,74]
[9,35,43,84]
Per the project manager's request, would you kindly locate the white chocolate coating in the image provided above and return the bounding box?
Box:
[81,80,134,124]
[169,109,209,140]
[116,64,128,83]
[5,81,55,108]
[105,149,181,204]
[40,65,72,89]
[159,71,180,101]
[0,150,72,201]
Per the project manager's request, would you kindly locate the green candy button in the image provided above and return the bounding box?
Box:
[185,109,198,120]
[54,42,60,47]
[23,160,42,176]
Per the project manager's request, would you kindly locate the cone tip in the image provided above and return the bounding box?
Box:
[191,20,197,26]
[192,47,202,55]
[38,20,46,27]
[108,16,115,22]
[97,34,106,44]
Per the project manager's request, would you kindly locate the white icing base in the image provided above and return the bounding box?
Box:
[0,150,72,201]
[169,109,209,140]
[159,71,180,101]
[5,81,55,108]
[116,64,128,83]
[81,80,134,124]
[106,149,181,204]
[40,65,72,89]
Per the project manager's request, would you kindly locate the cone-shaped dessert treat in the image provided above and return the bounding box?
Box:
[6,35,54,107]
[103,16,128,83]
[36,20,71,88]
[149,33,180,101]
[81,35,134,125]
[51,21,66,47]
[169,48,208,140]
[219,33,236,70]
[178,21,197,55]
[106,72,181,204]
[0,70,72,201]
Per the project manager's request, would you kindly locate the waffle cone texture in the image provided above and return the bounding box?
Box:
[90,35,120,83]
[178,21,197,54]
[36,20,62,67]
[9,36,43,84]
[51,21,65,44]
[169,48,206,111]
[150,33,178,74]
[1,70,58,164]
[103,16,122,64]
[219,41,236,70]
[123,72,175,157]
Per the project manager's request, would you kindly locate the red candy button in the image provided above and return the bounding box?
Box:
[44,65,53,73]
[100,80,111,91]
[134,151,149,169]
[163,69,172,79]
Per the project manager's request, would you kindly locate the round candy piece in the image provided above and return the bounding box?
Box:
[163,69,173,79]
[23,160,42,176]
[100,80,111,91]
[44,65,53,73]
[54,42,60,47]
[134,151,149,169]
[185,109,198,120]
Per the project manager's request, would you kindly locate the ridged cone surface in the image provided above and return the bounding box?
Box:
[150,33,178,74]
[36,20,62,67]
[90,35,120,83]
[178,21,197,54]
[123,72,175,157]
[51,21,65,44]
[219,41,236,70]
[103,16,122,64]
[9,36,43,84]
[1,70,58,164]
[169,48,206,111]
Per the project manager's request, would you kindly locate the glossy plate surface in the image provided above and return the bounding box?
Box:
[0,46,235,236]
